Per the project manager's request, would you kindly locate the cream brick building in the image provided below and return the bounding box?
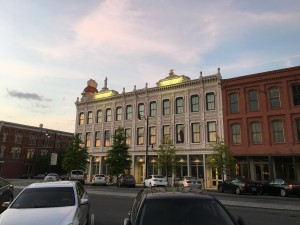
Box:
[75,69,223,189]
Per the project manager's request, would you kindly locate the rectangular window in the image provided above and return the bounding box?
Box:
[272,120,284,143]
[191,95,199,112]
[104,130,111,147]
[229,93,239,113]
[126,105,132,120]
[176,124,184,143]
[87,111,93,124]
[150,101,157,117]
[207,122,217,142]
[149,127,156,145]
[176,97,184,114]
[292,84,300,106]
[206,93,215,110]
[231,124,241,144]
[251,122,262,144]
[116,107,122,121]
[95,131,101,147]
[162,99,170,115]
[106,109,112,122]
[296,119,300,142]
[86,132,91,148]
[162,125,170,141]
[137,128,144,145]
[138,103,145,118]
[269,87,281,109]
[79,112,84,125]
[125,128,131,145]
[248,90,258,111]
[96,110,102,123]
[191,123,200,143]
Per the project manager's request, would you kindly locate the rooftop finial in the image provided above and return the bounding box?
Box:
[200,71,203,78]
[218,68,220,74]
[104,77,107,89]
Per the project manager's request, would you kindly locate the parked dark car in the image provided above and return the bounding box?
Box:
[260,178,300,197]
[118,175,136,187]
[0,177,14,213]
[34,174,46,179]
[124,187,245,225]
[18,174,34,179]
[218,178,261,195]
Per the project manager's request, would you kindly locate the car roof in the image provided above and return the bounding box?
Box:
[26,181,77,189]
[141,187,213,200]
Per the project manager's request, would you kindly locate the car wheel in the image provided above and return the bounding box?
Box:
[280,189,287,197]
[181,184,185,188]
[149,183,152,188]
[218,185,223,193]
[235,187,241,195]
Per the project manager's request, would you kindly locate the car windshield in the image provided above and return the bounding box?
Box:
[11,187,75,208]
[153,175,164,178]
[137,198,235,225]
[186,177,197,180]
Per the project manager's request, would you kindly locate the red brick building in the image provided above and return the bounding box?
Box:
[0,121,74,178]
[222,66,300,182]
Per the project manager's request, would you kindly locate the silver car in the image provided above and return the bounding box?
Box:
[44,173,61,182]
[0,181,90,225]
[175,176,202,188]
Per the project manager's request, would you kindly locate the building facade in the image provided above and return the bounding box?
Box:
[75,69,223,189]
[0,121,74,178]
[222,66,300,182]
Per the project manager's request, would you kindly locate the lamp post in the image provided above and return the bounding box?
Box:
[138,113,149,179]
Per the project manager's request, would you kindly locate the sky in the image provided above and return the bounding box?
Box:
[1,0,300,133]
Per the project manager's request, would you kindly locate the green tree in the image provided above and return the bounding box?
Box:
[62,134,89,172]
[105,127,131,181]
[156,137,177,179]
[206,140,236,181]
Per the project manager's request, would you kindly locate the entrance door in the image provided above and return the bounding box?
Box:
[255,163,269,182]
[138,164,145,183]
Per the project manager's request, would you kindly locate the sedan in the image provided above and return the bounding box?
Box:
[174,176,202,188]
[218,178,261,195]
[260,178,300,197]
[91,174,106,185]
[144,175,168,188]
[0,177,14,213]
[44,173,61,182]
[118,175,136,187]
[0,181,90,225]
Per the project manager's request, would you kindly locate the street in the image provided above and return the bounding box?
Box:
[13,184,300,225]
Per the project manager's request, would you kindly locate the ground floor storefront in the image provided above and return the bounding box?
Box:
[86,152,224,189]
[86,153,300,189]
[234,155,300,183]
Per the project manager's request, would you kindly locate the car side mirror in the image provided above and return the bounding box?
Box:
[237,216,245,225]
[79,199,89,206]
[2,202,10,208]
[124,218,132,225]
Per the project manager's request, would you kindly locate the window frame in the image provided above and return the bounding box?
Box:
[191,123,200,143]
[176,124,184,143]
[269,87,281,109]
[191,95,199,112]
[248,90,259,111]
[206,92,215,111]
[149,101,157,117]
[126,105,133,120]
[176,97,184,114]
[272,120,284,143]
[207,121,217,142]
[162,99,170,115]
[229,93,239,113]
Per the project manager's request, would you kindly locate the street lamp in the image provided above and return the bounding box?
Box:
[138,113,149,179]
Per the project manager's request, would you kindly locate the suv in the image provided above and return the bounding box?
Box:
[124,187,246,225]
[69,170,85,185]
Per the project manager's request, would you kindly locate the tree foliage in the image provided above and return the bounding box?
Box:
[62,134,89,172]
[155,137,177,177]
[105,127,131,179]
[206,140,236,178]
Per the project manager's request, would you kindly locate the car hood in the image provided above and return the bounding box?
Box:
[0,206,77,225]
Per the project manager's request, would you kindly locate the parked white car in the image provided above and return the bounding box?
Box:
[144,175,168,188]
[91,174,106,185]
[0,181,90,225]
[174,176,202,188]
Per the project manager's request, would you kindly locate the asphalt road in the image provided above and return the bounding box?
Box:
[10,179,300,225]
